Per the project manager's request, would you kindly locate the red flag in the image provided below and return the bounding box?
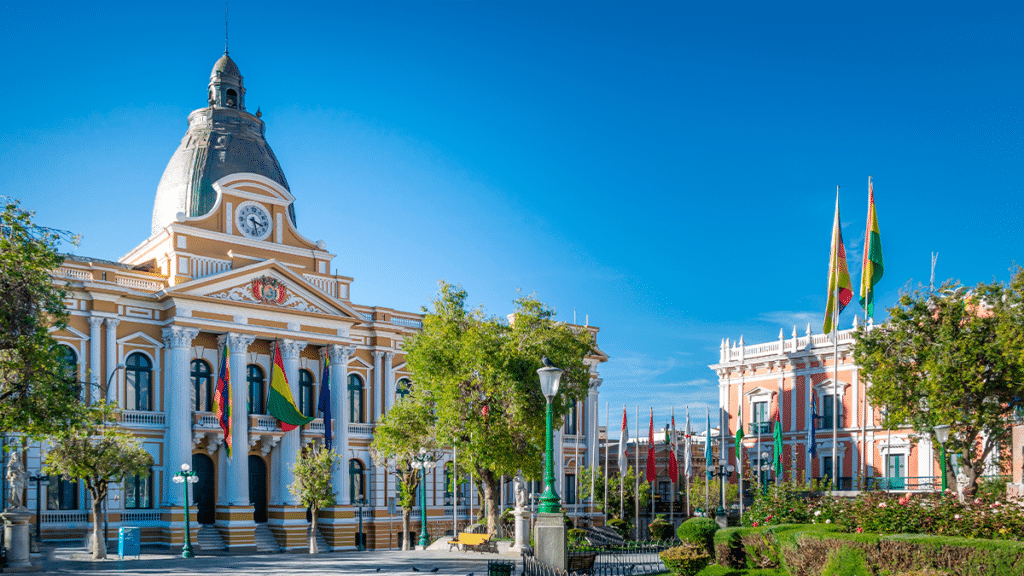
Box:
[646,409,656,483]
[618,406,628,477]
[668,410,678,481]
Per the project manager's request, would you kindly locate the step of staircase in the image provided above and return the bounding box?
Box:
[196,524,226,552]
[254,522,281,553]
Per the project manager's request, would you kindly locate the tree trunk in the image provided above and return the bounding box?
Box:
[479,468,500,537]
[91,494,105,559]
[309,506,319,554]
[401,508,411,550]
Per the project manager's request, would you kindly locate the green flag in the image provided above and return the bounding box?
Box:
[773,416,783,476]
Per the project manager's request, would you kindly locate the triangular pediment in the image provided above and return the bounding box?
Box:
[166,259,361,320]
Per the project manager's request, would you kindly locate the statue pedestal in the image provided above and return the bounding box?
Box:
[510,508,529,552]
[1,508,40,572]
[534,513,566,571]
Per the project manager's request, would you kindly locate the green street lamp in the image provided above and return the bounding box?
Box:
[354,496,367,551]
[537,365,564,514]
[411,448,436,549]
[172,463,198,558]
[934,425,951,492]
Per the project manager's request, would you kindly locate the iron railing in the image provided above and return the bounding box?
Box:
[523,540,672,576]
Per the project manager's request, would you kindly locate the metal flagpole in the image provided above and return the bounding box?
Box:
[590,399,595,520]
[634,405,640,539]
[604,402,609,520]
[833,261,840,487]
[670,407,675,525]
[620,405,625,521]
[453,446,457,534]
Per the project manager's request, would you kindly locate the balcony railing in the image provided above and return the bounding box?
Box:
[349,423,373,435]
[119,410,165,426]
[864,476,937,492]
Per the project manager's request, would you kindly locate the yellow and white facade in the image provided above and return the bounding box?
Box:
[31,52,606,552]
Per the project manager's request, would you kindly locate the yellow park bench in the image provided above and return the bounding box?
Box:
[447,532,498,553]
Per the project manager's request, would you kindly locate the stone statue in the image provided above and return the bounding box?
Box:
[514,472,527,510]
[5,451,25,509]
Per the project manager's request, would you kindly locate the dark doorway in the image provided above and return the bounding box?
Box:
[249,455,268,523]
[192,453,216,524]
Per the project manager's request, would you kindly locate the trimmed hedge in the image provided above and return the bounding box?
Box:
[659,543,711,576]
[679,517,719,556]
[712,524,1024,576]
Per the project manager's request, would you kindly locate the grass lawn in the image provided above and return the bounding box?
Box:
[695,566,789,576]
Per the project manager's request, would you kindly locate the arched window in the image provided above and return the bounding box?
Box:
[396,378,411,400]
[247,365,266,415]
[125,353,152,411]
[299,369,316,418]
[443,463,453,506]
[566,400,578,435]
[226,88,237,108]
[57,345,80,397]
[47,475,77,510]
[191,359,213,412]
[124,468,153,509]
[349,459,366,503]
[348,374,365,423]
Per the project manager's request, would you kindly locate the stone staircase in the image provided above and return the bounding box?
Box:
[254,522,281,553]
[196,524,226,552]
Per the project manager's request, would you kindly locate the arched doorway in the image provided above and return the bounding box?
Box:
[191,453,215,524]
[248,455,268,523]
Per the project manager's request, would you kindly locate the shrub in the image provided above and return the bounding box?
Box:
[567,528,586,545]
[894,570,952,576]
[609,518,630,539]
[820,545,870,576]
[745,479,812,527]
[677,517,718,556]
[649,514,675,541]
[659,543,711,576]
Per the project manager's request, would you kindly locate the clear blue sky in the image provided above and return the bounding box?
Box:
[2,2,1021,439]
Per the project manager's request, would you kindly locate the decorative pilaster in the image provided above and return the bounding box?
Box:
[162,326,200,507]
[88,317,104,403]
[383,352,396,413]
[105,318,120,404]
[372,351,384,423]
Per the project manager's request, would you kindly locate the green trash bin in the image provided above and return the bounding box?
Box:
[487,559,515,576]
[118,526,141,559]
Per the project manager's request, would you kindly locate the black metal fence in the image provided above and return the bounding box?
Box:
[521,540,673,576]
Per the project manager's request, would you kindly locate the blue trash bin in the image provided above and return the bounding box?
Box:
[118,526,141,559]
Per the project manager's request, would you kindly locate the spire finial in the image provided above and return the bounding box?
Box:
[224,0,229,54]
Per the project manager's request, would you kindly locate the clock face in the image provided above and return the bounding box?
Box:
[236,203,272,239]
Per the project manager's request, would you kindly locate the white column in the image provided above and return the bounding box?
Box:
[329,345,354,504]
[372,351,384,422]
[88,317,104,403]
[384,352,395,413]
[221,332,256,505]
[587,380,601,474]
[104,318,120,404]
[162,326,199,507]
[273,339,307,505]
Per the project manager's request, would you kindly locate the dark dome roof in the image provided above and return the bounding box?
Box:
[211,53,241,79]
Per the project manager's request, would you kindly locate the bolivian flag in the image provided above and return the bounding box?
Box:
[859,177,884,319]
[823,189,853,334]
[268,342,315,431]
[214,343,231,457]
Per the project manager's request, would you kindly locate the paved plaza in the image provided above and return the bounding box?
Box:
[31,546,519,576]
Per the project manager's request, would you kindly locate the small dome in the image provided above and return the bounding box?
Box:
[211,53,241,80]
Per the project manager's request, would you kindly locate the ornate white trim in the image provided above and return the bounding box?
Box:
[208,284,332,315]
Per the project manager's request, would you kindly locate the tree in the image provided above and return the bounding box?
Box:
[42,406,153,559]
[370,396,437,550]
[853,269,1024,496]
[0,199,87,439]
[403,282,595,535]
[289,443,340,553]
[579,465,651,521]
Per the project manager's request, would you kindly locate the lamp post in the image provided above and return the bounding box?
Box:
[537,365,564,514]
[711,449,734,520]
[172,463,198,558]
[354,496,367,551]
[411,448,436,549]
[29,474,49,547]
[934,425,951,492]
[759,451,772,494]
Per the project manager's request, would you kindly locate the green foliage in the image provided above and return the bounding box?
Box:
[289,443,339,511]
[893,571,952,576]
[678,517,719,557]
[0,199,87,438]
[744,480,812,527]
[853,270,1024,495]
[659,543,712,576]
[403,281,596,532]
[820,546,869,576]
[650,514,675,541]
[580,464,651,521]
[609,518,630,539]
[689,475,740,514]
[43,406,153,559]
[568,527,587,545]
